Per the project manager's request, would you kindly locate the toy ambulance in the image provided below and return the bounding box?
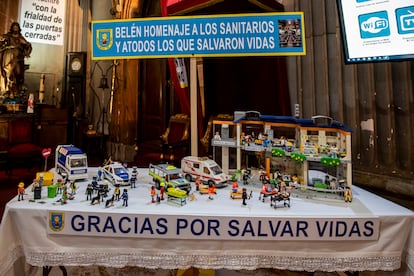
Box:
[181,156,229,187]
[55,145,88,181]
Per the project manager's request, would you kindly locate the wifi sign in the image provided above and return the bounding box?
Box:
[359,11,390,39]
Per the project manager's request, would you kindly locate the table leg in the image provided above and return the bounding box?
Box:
[43,266,67,276]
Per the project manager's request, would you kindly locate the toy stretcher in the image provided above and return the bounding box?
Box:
[198,185,209,194]
[230,189,243,199]
[230,189,252,200]
[270,193,290,208]
[166,188,187,206]
[258,190,278,202]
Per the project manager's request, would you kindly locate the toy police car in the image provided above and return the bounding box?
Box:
[102,162,130,186]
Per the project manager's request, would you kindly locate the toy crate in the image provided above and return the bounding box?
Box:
[36,171,54,186]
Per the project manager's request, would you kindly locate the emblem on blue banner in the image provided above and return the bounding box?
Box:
[96,29,113,51]
[49,212,65,232]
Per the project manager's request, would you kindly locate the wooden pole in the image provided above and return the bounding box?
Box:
[190,57,198,157]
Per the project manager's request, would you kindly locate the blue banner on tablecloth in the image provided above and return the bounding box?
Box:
[47,211,379,241]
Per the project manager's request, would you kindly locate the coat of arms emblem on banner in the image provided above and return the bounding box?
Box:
[49,212,65,232]
[96,29,113,51]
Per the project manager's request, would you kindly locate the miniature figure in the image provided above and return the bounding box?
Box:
[56,179,63,194]
[242,188,248,205]
[195,177,202,191]
[61,172,68,186]
[208,183,216,200]
[330,178,338,190]
[292,174,299,185]
[97,167,103,181]
[232,181,239,193]
[274,170,282,181]
[38,173,44,188]
[259,167,266,182]
[262,134,271,147]
[31,178,38,192]
[150,185,157,203]
[324,175,330,187]
[91,176,99,193]
[280,136,287,148]
[160,182,165,200]
[330,143,339,158]
[98,183,110,198]
[105,194,115,208]
[130,176,136,188]
[214,131,221,140]
[344,186,352,202]
[188,192,197,201]
[242,168,250,185]
[69,181,77,195]
[279,182,291,197]
[114,184,121,201]
[33,179,42,200]
[60,185,68,204]
[86,183,94,200]
[17,182,25,201]
[121,189,128,207]
[91,193,100,205]
[130,166,137,188]
[264,182,272,192]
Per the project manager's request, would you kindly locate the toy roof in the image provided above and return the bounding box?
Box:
[233,113,353,132]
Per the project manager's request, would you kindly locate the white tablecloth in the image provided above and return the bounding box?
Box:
[0,169,413,275]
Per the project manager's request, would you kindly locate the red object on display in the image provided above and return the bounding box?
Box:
[160,0,190,116]
[166,0,180,5]
[42,148,52,158]
[165,0,220,15]
[160,0,204,137]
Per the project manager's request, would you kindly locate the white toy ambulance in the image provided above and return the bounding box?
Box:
[181,156,229,187]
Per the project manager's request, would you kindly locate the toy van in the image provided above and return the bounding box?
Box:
[181,156,229,187]
[55,145,88,181]
[149,163,191,193]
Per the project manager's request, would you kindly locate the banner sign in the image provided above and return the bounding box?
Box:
[19,0,66,45]
[48,211,379,241]
[92,12,306,59]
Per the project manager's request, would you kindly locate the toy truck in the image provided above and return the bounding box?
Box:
[148,163,191,194]
[55,145,88,181]
[181,156,229,187]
